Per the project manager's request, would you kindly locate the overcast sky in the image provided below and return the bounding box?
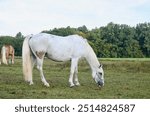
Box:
[0,0,150,36]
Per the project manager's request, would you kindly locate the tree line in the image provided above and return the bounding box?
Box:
[0,22,150,57]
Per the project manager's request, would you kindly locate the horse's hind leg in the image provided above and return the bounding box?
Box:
[36,58,49,87]
[31,55,36,69]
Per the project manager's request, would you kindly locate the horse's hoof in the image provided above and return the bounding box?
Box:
[70,84,75,88]
[75,82,80,86]
[29,81,34,85]
[45,83,50,87]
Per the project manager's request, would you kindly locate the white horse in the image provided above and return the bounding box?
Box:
[22,33,104,87]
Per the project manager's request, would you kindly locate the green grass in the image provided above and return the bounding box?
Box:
[0,58,150,99]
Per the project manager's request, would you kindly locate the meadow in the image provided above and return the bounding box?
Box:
[0,58,150,99]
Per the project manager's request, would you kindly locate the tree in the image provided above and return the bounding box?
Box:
[136,23,150,57]
[15,32,24,39]
[77,25,88,33]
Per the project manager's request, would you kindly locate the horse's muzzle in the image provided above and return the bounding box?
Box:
[98,81,104,87]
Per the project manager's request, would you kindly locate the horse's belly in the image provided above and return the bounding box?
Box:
[47,43,85,61]
[47,52,71,61]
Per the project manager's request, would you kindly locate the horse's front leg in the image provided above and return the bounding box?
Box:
[69,58,79,87]
[69,71,75,87]
[74,66,80,86]
[12,54,14,64]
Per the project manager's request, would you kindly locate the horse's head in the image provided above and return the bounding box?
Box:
[92,64,104,87]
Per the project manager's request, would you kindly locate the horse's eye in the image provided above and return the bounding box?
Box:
[99,72,102,76]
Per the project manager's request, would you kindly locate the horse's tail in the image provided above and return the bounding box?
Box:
[22,35,33,82]
[1,46,7,64]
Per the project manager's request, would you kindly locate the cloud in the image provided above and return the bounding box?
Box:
[0,0,150,36]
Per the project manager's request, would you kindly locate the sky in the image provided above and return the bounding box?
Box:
[0,0,150,36]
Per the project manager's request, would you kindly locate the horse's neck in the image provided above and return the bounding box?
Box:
[85,45,99,72]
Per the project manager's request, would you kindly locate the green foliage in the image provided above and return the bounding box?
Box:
[42,26,77,36]
[0,23,150,57]
[15,32,24,39]
[0,32,24,56]
[136,23,150,57]
[0,36,16,50]
[42,23,149,58]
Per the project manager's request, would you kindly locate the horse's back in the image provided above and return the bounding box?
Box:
[30,33,87,42]
[29,33,88,50]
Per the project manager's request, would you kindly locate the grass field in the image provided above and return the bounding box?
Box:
[0,58,150,99]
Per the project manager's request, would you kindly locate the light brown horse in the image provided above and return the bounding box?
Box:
[0,45,15,65]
